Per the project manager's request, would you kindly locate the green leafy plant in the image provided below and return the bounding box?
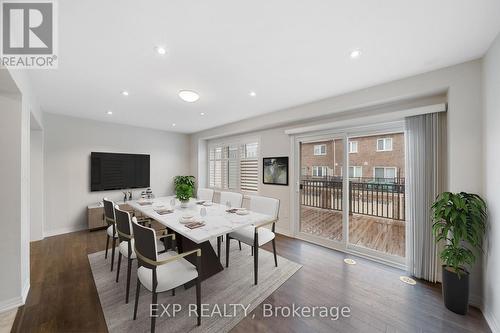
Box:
[174,176,195,202]
[431,192,487,276]
[176,183,193,202]
[174,176,195,190]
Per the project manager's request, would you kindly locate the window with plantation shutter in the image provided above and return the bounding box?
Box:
[208,140,259,193]
[240,142,259,192]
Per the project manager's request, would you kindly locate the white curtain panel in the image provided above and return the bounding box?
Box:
[405,112,446,282]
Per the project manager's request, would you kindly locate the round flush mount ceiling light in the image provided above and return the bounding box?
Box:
[172,123,176,127]
[249,91,257,97]
[121,90,129,96]
[350,49,362,59]
[106,110,113,115]
[178,90,200,103]
[200,112,205,116]
[155,46,167,55]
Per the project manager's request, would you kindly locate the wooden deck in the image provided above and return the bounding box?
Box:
[300,206,405,257]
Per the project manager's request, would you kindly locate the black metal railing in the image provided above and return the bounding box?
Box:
[300,176,405,221]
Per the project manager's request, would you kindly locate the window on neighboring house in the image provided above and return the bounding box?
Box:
[377,138,393,151]
[208,141,259,193]
[312,166,327,177]
[349,141,358,153]
[313,144,327,155]
[374,167,397,181]
[349,166,362,178]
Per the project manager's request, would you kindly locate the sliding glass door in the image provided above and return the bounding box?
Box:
[299,137,345,244]
[296,125,406,266]
[346,133,406,262]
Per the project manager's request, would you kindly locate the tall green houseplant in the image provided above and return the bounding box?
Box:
[431,191,487,314]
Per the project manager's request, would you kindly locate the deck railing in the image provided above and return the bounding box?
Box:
[300,176,405,221]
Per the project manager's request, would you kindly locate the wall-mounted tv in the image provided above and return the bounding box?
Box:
[90,152,150,192]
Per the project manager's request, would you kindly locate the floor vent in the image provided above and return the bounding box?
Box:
[343,258,356,265]
[399,276,417,285]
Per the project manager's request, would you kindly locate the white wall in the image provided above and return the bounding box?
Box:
[30,124,44,241]
[43,113,191,236]
[190,60,485,305]
[0,93,23,312]
[0,69,42,313]
[482,32,500,332]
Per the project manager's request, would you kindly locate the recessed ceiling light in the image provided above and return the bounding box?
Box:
[121,90,129,96]
[200,112,205,116]
[155,46,166,55]
[350,49,362,59]
[249,91,257,97]
[106,110,113,115]
[178,90,200,103]
[172,123,176,127]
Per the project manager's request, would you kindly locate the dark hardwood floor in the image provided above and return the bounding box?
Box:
[12,229,490,332]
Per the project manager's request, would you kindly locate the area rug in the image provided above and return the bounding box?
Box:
[88,240,302,332]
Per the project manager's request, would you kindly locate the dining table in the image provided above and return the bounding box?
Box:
[128,196,274,283]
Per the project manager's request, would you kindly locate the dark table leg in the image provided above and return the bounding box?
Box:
[175,233,224,288]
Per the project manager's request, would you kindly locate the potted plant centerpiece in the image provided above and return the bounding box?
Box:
[431,192,487,315]
[174,176,195,208]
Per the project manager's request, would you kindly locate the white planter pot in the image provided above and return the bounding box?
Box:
[180,201,189,208]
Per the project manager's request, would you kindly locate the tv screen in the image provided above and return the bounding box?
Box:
[90,152,150,192]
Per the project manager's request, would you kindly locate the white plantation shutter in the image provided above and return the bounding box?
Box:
[208,141,259,192]
[240,142,259,192]
[209,146,223,188]
[227,145,238,190]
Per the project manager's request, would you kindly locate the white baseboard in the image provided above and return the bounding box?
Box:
[44,224,87,238]
[22,282,30,304]
[0,296,23,314]
[0,282,30,314]
[483,308,500,333]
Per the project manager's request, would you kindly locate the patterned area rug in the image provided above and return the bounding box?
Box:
[88,240,301,332]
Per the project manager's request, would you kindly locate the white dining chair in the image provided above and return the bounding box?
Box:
[114,207,136,303]
[197,188,214,202]
[218,191,244,255]
[132,220,201,332]
[219,191,243,208]
[103,198,118,271]
[226,195,280,285]
[115,206,169,304]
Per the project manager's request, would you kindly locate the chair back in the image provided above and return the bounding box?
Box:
[249,195,280,220]
[131,219,158,269]
[197,188,214,202]
[103,198,115,226]
[114,205,132,242]
[220,191,243,208]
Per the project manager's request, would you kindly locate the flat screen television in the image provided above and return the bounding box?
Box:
[90,152,150,192]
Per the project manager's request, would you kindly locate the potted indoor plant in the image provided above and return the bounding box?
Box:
[174,176,195,208]
[431,192,487,315]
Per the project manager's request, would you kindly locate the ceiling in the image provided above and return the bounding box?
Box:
[28,0,500,133]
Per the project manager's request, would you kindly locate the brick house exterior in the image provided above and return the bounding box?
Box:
[301,133,405,180]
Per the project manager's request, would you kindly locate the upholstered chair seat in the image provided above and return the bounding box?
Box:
[226,195,280,285]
